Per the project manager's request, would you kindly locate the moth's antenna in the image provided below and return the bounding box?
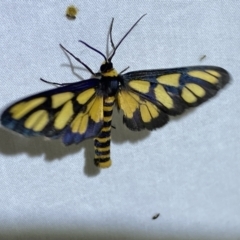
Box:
[60,44,96,75]
[60,15,146,74]
[108,14,147,62]
[79,40,107,62]
[109,18,116,51]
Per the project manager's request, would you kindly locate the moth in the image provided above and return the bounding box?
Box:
[1,15,230,168]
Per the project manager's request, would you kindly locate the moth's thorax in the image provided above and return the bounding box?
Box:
[97,60,120,96]
[100,69,121,97]
[101,68,118,77]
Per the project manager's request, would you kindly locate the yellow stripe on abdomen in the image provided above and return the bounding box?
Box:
[94,96,115,168]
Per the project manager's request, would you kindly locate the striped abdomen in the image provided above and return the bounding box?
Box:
[94,96,115,168]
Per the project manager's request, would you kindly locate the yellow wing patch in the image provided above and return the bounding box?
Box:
[117,91,140,118]
[54,101,74,130]
[205,70,221,78]
[157,73,180,87]
[71,112,89,134]
[140,102,159,123]
[185,83,206,98]
[187,70,218,84]
[181,87,198,104]
[128,80,150,93]
[51,92,74,108]
[154,85,174,109]
[76,88,95,104]
[10,97,46,120]
[24,110,49,131]
[86,96,103,123]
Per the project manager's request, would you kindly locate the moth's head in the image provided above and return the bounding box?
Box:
[100,61,113,73]
[100,60,118,77]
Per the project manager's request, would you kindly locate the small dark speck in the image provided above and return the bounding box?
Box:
[199,55,206,61]
[152,213,160,220]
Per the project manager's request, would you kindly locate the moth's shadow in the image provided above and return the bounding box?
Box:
[0,127,100,176]
[0,115,150,177]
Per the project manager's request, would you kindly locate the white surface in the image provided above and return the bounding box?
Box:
[0,1,239,239]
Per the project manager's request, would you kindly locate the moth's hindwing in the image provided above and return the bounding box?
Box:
[118,66,230,131]
[1,79,105,145]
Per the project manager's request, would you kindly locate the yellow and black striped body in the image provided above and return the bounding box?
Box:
[92,64,119,168]
[94,96,115,168]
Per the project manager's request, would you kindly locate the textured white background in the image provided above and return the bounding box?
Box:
[0,1,239,239]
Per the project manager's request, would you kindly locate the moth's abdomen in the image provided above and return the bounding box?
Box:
[94,96,115,168]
